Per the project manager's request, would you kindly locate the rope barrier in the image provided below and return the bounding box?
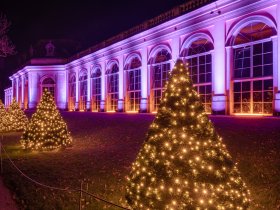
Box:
[0,137,131,210]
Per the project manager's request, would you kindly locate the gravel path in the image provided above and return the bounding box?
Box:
[0,176,17,210]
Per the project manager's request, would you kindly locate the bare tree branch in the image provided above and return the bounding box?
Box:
[0,14,16,57]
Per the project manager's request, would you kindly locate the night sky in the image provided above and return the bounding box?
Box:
[0,0,189,100]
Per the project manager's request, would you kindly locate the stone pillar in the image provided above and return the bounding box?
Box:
[272,36,280,114]
[86,67,91,111]
[171,36,180,69]
[16,77,19,103]
[56,72,67,110]
[140,47,148,112]
[11,79,14,100]
[118,56,124,112]
[28,72,39,109]
[100,61,106,112]
[21,76,25,109]
[212,20,226,115]
[274,3,280,115]
[75,70,79,110]
[65,71,69,110]
[225,46,233,114]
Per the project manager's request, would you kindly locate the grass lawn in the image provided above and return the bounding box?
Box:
[1,112,280,209]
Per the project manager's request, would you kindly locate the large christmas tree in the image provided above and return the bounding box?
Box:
[126,60,250,209]
[0,99,8,132]
[8,98,28,131]
[20,90,72,150]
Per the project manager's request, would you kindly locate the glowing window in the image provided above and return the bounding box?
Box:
[91,68,101,111]
[125,57,141,111]
[232,22,275,114]
[68,74,76,110]
[184,38,213,113]
[79,71,88,111]
[42,77,55,97]
[151,49,171,112]
[106,63,119,111]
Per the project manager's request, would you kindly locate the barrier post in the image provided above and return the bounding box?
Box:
[79,181,83,210]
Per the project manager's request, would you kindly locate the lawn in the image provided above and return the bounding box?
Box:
[1,112,280,209]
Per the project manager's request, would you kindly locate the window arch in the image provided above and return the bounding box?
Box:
[150,48,172,112]
[68,74,76,111]
[79,70,88,111]
[182,35,214,113]
[91,67,101,111]
[125,55,142,112]
[230,19,276,115]
[106,62,119,111]
[42,77,55,97]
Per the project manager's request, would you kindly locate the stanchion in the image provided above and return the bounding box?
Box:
[79,181,83,210]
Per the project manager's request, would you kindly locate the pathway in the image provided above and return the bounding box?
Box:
[0,176,17,210]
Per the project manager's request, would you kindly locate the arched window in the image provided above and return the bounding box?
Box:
[231,21,276,114]
[42,77,55,97]
[68,74,76,111]
[125,56,141,112]
[79,71,88,111]
[91,68,101,111]
[106,63,119,111]
[183,38,213,113]
[151,48,172,112]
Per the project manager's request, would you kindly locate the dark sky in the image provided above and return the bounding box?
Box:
[0,0,189,100]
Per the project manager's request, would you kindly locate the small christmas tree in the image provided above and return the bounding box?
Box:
[126,60,250,209]
[0,99,8,132]
[7,98,28,131]
[20,90,72,150]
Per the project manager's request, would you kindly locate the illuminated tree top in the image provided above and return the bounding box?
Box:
[126,60,250,209]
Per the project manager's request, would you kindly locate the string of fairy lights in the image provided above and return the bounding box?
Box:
[1,61,251,209]
[20,89,72,150]
[126,60,250,209]
[0,98,28,132]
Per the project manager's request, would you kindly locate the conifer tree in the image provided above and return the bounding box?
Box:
[20,90,72,150]
[8,98,28,131]
[0,99,8,132]
[126,60,250,209]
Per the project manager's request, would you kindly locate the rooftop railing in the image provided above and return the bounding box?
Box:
[68,0,216,63]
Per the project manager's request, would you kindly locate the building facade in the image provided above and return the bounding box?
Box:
[5,0,280,115]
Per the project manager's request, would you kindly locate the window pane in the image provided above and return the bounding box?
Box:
[263,64,273,76]
[242,68,250,77]
[242,82,250,91]
[264,79,273,90]
[253,43,262,55]
[253,55,262,66]
[253,80,262,91]
[253,66,262,77]
[253,92,262,102]
[263,41,272,53]
[234,82,241,92]
[263,53,272,64]
[234,93,241,102]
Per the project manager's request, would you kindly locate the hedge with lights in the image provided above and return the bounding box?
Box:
[20,90,72,150]
[126,59,250,209]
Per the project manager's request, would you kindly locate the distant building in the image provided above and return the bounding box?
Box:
[4,0,280,115]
